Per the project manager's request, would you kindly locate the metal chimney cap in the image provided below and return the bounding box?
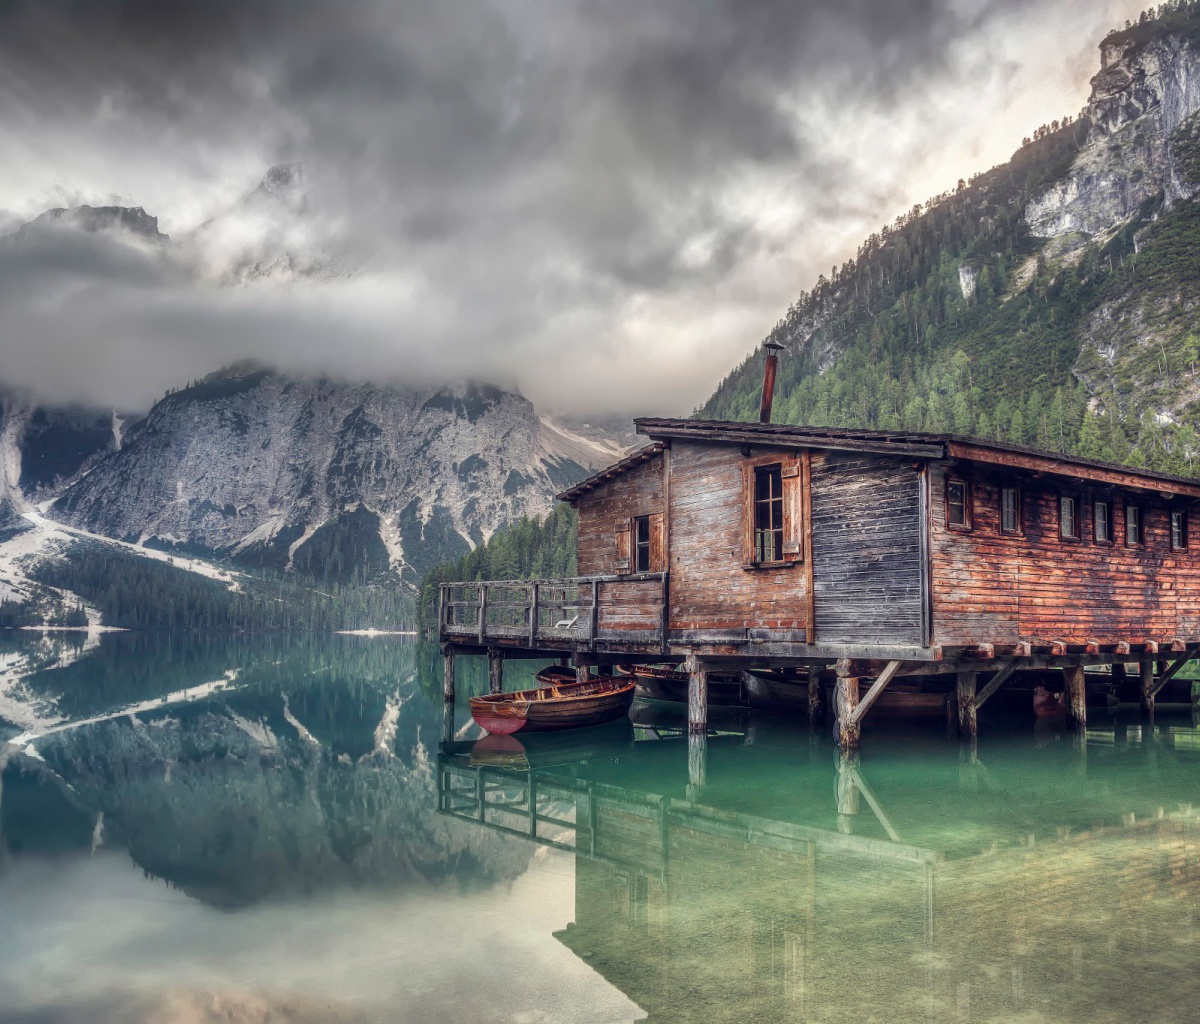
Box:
[762,341,784,353]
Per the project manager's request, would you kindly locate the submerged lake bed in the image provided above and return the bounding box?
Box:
[2,631,1200,1023]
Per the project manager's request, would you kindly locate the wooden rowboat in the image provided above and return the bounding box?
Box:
[617,664,747,706]
[470,675,636,735]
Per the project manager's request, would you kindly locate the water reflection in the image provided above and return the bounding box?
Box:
[2,631,1200,1022]
[440,707,1200,1023]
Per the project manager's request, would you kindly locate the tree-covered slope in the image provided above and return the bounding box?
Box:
[703,3,1200,476]
[417,504,577,631]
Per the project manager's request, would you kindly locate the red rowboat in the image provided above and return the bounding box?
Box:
[469,674,636,735]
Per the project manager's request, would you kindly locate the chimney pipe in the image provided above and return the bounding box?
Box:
[759,342,783,423]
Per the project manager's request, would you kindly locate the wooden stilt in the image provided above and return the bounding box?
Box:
[576,664,590,684]
[488,648,504,695]
[1140,657,1155,718]
[441,700,455,746]
[442,649,456,702]
[836,752,860,833]
[1064,664,1086,729]
[686,655,708,736]
[687,730,707,794]
[956,671,977,738]
[807,668,821,726]
[1110,661,1127,707]
[834,659,860,751]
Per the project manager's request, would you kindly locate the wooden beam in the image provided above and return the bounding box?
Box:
[442,649,456,702]
[1114,642,1131,656]
[1140,657,1155,716]
[849,660,903,727]
[973,644,995,660]
[1050,641,1067,656]
[528,583,539,647]
[835,659,861,751]
[1085,640,1101,656]
[638,422,945,459]
[946,440,1200,499]
[801,450,816,645]
[808,667,822,726]
[957,671,978,738]
[488,648,504,695]
[1064,664,1086,729]
[1152,653,1193,698]
[1143,640,1160,655]
[686,654,708,736]
[974,659,1019,710]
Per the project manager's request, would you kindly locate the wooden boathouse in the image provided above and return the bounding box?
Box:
[439,357,1200,750]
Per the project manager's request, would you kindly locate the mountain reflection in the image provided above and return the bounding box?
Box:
[4,634,1200,1021]
[1,634,534,907]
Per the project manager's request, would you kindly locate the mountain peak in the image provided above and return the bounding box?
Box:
[19,205,168,242]
[247,163,307,214]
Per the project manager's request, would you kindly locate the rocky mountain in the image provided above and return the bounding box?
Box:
[703,5,1200,475]
[0,387,121,536]
[40,364,629,585]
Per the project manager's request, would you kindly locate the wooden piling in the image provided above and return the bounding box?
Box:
[687,730,707,794]
[686,655,708,736]
[1064,664,1086,729]
[488,648,504,695]
[834,659,860,751]
[836,752,860,833]
[807,669,821,726]
[441,700,455,746]
[442,649,456,702]
[956,671,977,738]
[1140,657,1155,718]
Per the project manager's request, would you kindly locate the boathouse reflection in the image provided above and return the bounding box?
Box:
[438,716,1200,1022]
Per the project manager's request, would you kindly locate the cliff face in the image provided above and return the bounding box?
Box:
[48,366,627,584]
[1028,33,1200,237]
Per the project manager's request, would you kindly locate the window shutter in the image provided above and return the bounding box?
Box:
[741,464,755,564]
[615,521,631,572]
[649,513,665,572]
[781,460,802,561]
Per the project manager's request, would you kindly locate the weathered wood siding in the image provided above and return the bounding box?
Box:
[667,441,808,632]
[576,455,665,634]
[929,463,1200,645]
[577,455,664,575]
[810,452,925,644]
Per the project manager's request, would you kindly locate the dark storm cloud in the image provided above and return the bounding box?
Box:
[0,0,1103,412]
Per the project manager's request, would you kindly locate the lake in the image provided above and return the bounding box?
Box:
[2,631,1200,1023]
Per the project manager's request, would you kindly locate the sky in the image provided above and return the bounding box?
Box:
[0,0,1148,416]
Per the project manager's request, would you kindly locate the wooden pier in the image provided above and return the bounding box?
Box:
[440,362,1200,750]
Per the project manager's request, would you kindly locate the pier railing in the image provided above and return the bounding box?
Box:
[438,572,667,650]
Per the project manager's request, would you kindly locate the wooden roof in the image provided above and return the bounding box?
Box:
[629,418,1200,500]
[557,442,664,502]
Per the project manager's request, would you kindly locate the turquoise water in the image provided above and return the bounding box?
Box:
[2,632,1200,1022]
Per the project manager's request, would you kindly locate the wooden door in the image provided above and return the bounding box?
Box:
[810,452,926,645]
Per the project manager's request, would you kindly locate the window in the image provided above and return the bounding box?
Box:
[754,464,784,563]
[1172,509,1188,551]
[633,515,651,573]
[1125,504,1142,546]
[947,479,970,529]
[1094,499,1112,543]
[1060,495,1079,540]
[1001,486,1021,535]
